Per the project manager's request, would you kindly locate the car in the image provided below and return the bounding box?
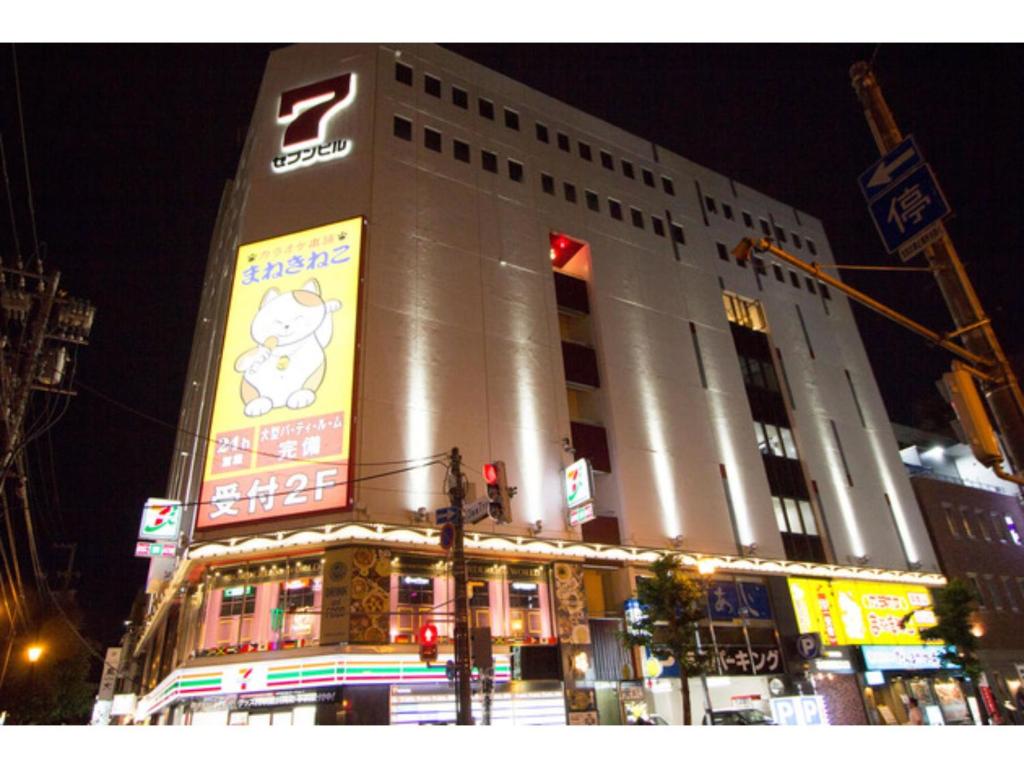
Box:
[702,708,775,725]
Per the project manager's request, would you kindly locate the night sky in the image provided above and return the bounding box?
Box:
[1,43,1021,649]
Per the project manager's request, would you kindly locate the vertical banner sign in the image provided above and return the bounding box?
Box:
[197,217,363,529]
[319,548,353,645]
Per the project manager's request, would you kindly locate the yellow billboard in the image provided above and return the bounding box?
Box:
[197,217,363,530]
[788,578,938,646]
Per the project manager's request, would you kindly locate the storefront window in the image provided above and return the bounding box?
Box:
[220,586,256,617]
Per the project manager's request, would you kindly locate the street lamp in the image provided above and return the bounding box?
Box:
[26,644,44,663]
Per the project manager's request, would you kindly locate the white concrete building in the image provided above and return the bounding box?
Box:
[130,44,944,726]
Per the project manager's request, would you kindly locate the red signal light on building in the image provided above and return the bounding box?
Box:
[549,232,584,269]
[482,463,498,485]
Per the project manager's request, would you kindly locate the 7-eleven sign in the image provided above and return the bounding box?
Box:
[139,498,183,542]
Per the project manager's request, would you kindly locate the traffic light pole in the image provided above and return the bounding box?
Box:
[447,447,473,725]
[849,61,1024,476]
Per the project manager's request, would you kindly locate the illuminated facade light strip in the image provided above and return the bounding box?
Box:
[184,521,945,586]
[138,519,944,659]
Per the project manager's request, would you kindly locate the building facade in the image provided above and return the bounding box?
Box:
[125,44,950,726]
[897,424,1024,725]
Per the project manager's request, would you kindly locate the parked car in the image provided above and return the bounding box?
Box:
[702,708,775,725]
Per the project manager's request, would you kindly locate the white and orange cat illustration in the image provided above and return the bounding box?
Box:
[234,278,341,417]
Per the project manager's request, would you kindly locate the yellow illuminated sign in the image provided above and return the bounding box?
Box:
[197,217,363,529]
[788,578,938,647]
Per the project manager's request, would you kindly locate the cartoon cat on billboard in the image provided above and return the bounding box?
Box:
[234,278,342,417]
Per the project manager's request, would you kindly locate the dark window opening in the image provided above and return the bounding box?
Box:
[716,242,729,261]
[671,223,685,245]
[805,277,817,295]
[742,211,753,228]
[652,217,666,237]
[453,139,470,163]
[564,182,577,203]
[622,160,635,179]
[608,199,623,220]
[541,173,555,195]
[479,98,495,120]
[452,85,468,108]
[789,271,800,288]
[424,74,441,98]
[723,203,734,220]
[536,123,550,143]
[773,264,784,282]
[585,190,600,212]
[508,160,524,182]
[393,115,412,141]
[579,142,592,161]
[395,62,413,86]
[600,151,614,170]
[557,132,570,151]
[807,239,818,256]
[705,195,718,214]
[760,219,771,236]
[424,127,442,152]
[482,150,497,173]
[504,108,520,130]
[792,233,802,249]
[662,177,675,196]
[642,169,655,187]
[630,208,644,229]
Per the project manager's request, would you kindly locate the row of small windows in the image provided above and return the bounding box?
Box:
[943,504,1022,546]
[965,572,1024,613]
[715,242,831,300]
[395,60,676,195]
[395,114,685,245]
[705,194,817,256]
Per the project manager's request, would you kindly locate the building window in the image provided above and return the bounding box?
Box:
[990,511,1007,543]
[453,139,470,163]
[652,216,666,237]
[774,225,787,243]
[789,270,800,288]
[508,159,524,182]
[600,150,613,170]
[662,177,675,196]
[630,207,644,229]
[621,160,635,179]
[536,122,549,143]
[793,233,803,249]
[966,573,986,608]
[508,582,541,610]
[393,115,412,142]
[984,575,1004,611]
[755,421,798,459]
[1001,576,1019,612]
[753,256,767,275]
[723,203,734,220]
[557,132,570,152]
[642,169,655,187]
[760,219,771,236]
[482,150,498,173]
[975,510,992,541]
[424,74,441,98]
[820,283,832,300]
[395,62,413,86]
[504,108,520,130]
[220,585,256,617]
[742,211,753,228]
[563,182,577,204]
[807,239,818,256]
[739,355,779,391]
[773,264,784,282]
[671,223,686,245]
[960,507,975,539]
[541,173,555,195]
[722,291,768,333]
[585,190,600,212]
[578,141,592,161]
[805,277,817,295]
[716,242,729,262]
[282,580,316,612]
[479,98,495,120]
[424,127,442,152]
[452,85,468,108]
[608,199,622,220]
[942,504,960,539]
[397,575,434,606]
[705,195,718,214]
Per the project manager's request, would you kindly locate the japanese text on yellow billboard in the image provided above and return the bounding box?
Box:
[788,578,938,646]
[197,217,362,529]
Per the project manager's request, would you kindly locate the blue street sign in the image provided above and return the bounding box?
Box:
[858,135,923,202]
[796,632,822,660]
[435,507,457,525]
[439,522,455,551]
[867,164,950,253]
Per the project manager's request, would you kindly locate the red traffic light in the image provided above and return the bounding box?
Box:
[419,623,439,646]
[482,463,499,485]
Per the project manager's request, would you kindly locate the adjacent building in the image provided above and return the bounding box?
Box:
[897,423,1024,725]
[124,44,952,726]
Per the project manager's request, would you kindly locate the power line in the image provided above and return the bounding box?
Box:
[10,44,41,272]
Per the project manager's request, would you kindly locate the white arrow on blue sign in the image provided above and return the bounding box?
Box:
[435,507,458,525]
[858,135,923,201]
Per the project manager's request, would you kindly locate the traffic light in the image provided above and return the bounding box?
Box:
[942,368,1002,467]
[419,622,439,663]
[483,461,512,523]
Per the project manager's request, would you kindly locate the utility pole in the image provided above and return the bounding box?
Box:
[446,446,473,725]
[850,61,1024,477]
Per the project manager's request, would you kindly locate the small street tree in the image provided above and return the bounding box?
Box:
[620,554,713,725]
[917,577,981,677]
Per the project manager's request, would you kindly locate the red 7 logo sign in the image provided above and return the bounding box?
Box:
[277,73,355,151]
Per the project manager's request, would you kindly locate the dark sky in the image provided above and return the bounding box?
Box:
[1,43,1021,648]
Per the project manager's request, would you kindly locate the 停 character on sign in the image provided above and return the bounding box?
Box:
[234,278,341,417]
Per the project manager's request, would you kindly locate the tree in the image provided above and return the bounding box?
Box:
[620,554,713,725]
[917,577,981,679]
